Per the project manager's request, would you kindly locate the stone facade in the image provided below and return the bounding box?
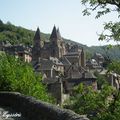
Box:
[86,53,104,70]
[31,26,97,104]
[32,26,66,63]
[107,72,120,89]
[34,57,64,79]
[5,45,32,63]
[32,26,86,67]
[32,26,86,78]
[93,53,104,66]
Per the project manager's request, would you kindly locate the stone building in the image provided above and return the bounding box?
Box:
[4,45,32,63]
[86,53,104,72]
[107,72,120,90]
[32,25,97,104]
[64,71,97,93]
[34,57,64,79]
[32,26,66,63]
[32,26,87,79]
[93,53,104,66]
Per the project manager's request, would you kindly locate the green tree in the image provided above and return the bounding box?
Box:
[0,54,54,103]
[94,71,108,89]
[77,3,120,118]
[66,83,120,120]
[0,20,3,25]
[66,59,120,120]
[108,60,120,74]
[81,0,120,43]
[86,51,92,60]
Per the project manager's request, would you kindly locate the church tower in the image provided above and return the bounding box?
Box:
[32,27,43,62]
[50,25,65,58]
[57,28,66,56]
[81,48,86,68]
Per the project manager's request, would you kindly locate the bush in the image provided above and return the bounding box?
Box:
[0,54,54,103]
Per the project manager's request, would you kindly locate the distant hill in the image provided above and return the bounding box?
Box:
[0,20,50,45]
[0,20,119,60]
[89,45,120,60]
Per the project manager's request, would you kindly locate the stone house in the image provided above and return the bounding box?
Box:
[33,57,64,79]
[4,45,32,62]
[64,72,97,93]
[93,53,104,66]
[107,72,120,89]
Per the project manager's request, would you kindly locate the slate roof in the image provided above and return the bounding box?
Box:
[65,72,97,91]
[50,25,58,40]
[5,45,31,55]
[34,27,41,40]
[71,71,82,79]
[84,72,96,79]
[64,52,81,56]
[57,28,62,40]
[50,57,63,66]
[34,57,64,71]
[67,70,96,79]
[60,56,71,66]
[34,59,54,70]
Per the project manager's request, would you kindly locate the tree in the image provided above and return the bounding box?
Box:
[108,60,120,74]
[0,54,54,103]
[65,2,120,119]
[0,20,3,25]
[65,83,120,120]
[81,0,120,43]
[94,70,108,89]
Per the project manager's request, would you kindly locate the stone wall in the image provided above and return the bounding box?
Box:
[0,92,89,120]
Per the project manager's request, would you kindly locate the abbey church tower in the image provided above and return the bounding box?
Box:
[32,26,66,62]
[32,27,43,62]
[50,25,66,58]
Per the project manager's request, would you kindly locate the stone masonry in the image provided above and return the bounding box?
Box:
[0,92,89,120]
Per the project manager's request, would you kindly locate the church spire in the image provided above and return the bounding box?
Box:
[32,27,43,63]
[57,27,62,40]
[33,27,43,47]
[50,25,58,40]
[34,27,40,41]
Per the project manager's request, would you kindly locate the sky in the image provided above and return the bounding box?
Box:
[0,0,119,46]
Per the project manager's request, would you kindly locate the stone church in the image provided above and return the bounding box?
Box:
[32,26,66,62]
[32,26,97,104]
[32,26,88,80]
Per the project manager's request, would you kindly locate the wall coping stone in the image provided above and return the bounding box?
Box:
[0,92,89,120]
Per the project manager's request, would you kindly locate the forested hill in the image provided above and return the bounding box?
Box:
[0,20,120,60]
[0,20,88,47]
[89,45,120,60]
[0,20,51,45]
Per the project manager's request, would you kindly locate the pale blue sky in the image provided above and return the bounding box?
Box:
[0,0,119,46]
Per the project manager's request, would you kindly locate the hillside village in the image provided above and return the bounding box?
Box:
[0,0,120,119]
[0,25,119,105]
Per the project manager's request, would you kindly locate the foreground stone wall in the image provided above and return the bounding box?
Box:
[0,92,89,120]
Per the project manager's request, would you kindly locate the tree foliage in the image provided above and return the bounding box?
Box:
[0,54,54,103]
[94,71,108,89]
[81,0,120,43]
[108,60,120,74]
[0,20,50,45]
[66,83,120,120]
